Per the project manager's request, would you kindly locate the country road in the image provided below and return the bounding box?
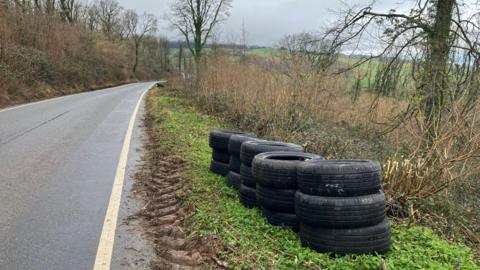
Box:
[0,82,156,270]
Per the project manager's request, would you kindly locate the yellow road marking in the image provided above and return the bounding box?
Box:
[93,86,150,270]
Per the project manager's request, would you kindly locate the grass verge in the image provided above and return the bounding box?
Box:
[149,87,478,269]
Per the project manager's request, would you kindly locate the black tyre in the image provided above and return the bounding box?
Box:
[227,171,241,190]
[209,130,255,151]
[239,184,257,208]
[229,155,241,173]
[256,185,296,212]
[240,163,256,188]
[240,141,303,166]
[300,219,391,255]
[212,149,229,163]
[228,134,257,156]
[253,151,322,189]
[297,160,381,196]
[295,191,386,228]
[262,208,298,231]
[210,160,229,176]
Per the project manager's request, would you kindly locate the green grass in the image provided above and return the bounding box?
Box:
[150,89,478,269]
[247,47,279,57]
[336,55,415,95]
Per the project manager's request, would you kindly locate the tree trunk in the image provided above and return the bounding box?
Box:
[46,0,55,14]
[133,40,140,73]
[163,46,168,71]
[178,44,183,72]
[183,55,187,73]
[424,0,455,141]
[194,36,202,64]
[194,0,202,64]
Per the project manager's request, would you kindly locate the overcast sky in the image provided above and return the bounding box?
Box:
[115,0,428,46]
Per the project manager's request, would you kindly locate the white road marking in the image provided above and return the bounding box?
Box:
[0,96,61,113]
[0,83,134,114]
[92,86,151,270]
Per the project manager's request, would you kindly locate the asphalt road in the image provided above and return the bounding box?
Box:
[0,82,156,270]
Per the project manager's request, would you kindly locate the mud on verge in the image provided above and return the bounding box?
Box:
[129,88,222,269]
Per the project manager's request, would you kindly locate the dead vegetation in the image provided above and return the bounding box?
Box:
[0,1,169,107]
[130,88,222,269]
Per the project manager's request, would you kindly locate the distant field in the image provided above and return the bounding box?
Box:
[169,46,412,96]
[246,47,279,57]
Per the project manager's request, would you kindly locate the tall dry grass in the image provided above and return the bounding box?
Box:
[181,50,480,247]
[192,51,405,158]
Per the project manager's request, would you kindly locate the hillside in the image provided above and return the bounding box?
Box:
[0,2,168,107]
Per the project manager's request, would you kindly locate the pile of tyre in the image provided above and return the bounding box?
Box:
[239,140,303,209]
[227,134,257,190]
[208,130,391,255]
[296,160,391,254]
[209,130,254,176]
[253,151,322,231]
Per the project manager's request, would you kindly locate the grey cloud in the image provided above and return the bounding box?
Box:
[117,0,420,46]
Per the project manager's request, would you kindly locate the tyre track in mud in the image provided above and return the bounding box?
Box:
[129,90,221,269]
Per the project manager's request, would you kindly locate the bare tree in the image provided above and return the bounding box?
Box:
[279,32,339,72]
[157,36,170,72]
[141,36,170,73]
[59,0,82,23]
[97,0,122,37]
[326,0,480,142]
[28,0,54,13]
[124,10,157,73]
[169,0,232,63]
[84,3,100,31]
[45,0,55,13]
[12,0,32,12]
[33,0,41,11]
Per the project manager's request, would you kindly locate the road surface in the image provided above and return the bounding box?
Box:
[0,82,156,270]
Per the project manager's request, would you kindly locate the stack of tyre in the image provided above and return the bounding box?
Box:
[209,130,254,176]
[252,152,322,231]
[227,134,257,190]
[239,141,303,208]
[208,130,391,255]
[295,160,391,254]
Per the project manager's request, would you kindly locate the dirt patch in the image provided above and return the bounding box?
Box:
[129,89,223,269]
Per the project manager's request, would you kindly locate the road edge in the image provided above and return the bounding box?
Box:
[92,85,152,270]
